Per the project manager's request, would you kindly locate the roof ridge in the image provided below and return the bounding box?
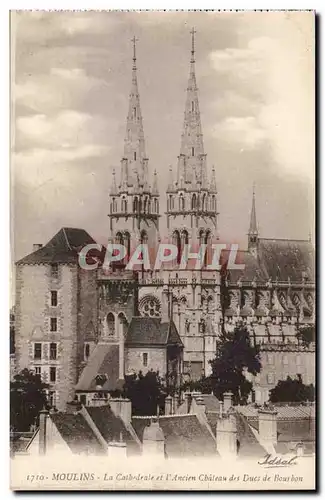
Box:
[62,228,72,251]
[260,237,310,243]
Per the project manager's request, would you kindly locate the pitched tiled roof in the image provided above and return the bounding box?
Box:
[193,394,221,412]
[16,227,98,265]
[85,405,141,455]
[132,414,217,458]
[126,318,183,346]
[235,412,266,458]
[76,343,123,392]
[258,239,315,282]
[221,240,315,284]
[236,405,315,420]
[50,412,105,455]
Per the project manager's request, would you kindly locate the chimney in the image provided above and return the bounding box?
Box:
[39,409,49,456]
[223,392,233,412]
[184,392,192,413]
[165,395,172,415]
[142,420,165,458]
[172,394,179,414]
[216,412,237,459]
[108,432,127,458]
[258,407,278,447]
[296,442,304,457]
[33,243,43,252]
[109,398,132,426]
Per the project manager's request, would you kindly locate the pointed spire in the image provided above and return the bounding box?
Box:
[152,169,159,195]
[123,36,148,189]
[177,28,206,186]
[167,165,174,192]
[110,169,118,195]
[210,166,217,193]
[249,184,258,236]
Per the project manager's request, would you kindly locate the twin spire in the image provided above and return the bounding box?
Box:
[119,36,153,193]
[116,30,215,197]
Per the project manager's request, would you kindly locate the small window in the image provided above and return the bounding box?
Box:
[34,343,42,360]
[34,366,41,376]
[85,343,90,360]
[50,342,57,360]
[134,151,137,161]
[192,147,194,156]
[192,101,194,112]
[267,373,275,384]
[51,291,58,307]
[296,355,301,366]
[80,394,87,405]
[133,107,137,118]
[283,355,288,365]
[50,367,56,383]
[267,354,274,365]
[143,353,148,367]
[50,318,57,332]
[50,263,58,278]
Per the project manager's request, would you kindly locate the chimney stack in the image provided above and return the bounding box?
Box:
[39,409,49,456]
[216,412,237,459]
[258,407,278,447]
[109,398,132,426]
[142,420,165,458]
[223,392,233,412]
[33,243,43,252]
[165,395,172,415]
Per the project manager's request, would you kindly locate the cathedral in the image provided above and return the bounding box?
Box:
[14,31,315,410]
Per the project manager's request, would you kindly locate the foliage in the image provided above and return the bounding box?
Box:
[10,369,49,432]
[183,326,261,405]
[296,325,315,347]
[121,370,167,416]
[209,326,261,405]
[269,375,315,403]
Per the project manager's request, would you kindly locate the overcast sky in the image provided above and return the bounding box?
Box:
[11,10,315,260]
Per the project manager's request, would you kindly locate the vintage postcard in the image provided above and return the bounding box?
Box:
[10,10,315,491]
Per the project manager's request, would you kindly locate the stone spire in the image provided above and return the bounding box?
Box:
[167,166,174,192]
[110,168,118,195]
[210,166,217,193]
[249,185,258,237]
[177,28,206,187]
[122,36,148,189]
[152,169,159,195]
[248,184,258,255]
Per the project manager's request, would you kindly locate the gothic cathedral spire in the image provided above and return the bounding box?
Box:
[109,37,159,251]
[248,185,259,255]
[121,36,148,190]
[166,29,218,244]
[177,27,206,187]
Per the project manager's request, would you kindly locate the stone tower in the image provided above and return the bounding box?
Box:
[162,30,222,380]
[108,37,159,260]
[166,28,218,259]
[248,186,258,257]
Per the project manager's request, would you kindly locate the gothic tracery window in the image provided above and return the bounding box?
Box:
[139,295,161,318]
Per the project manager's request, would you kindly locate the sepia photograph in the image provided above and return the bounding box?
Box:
[9,10,315,491]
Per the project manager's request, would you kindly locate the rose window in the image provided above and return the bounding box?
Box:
[139,295,161,318]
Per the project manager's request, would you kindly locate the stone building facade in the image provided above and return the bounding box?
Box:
[14,32,315,409]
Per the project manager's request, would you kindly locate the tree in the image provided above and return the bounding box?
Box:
[269,375,315,403]
[296,325,315,347]
[122,370,167,416]
[209,325,261,405]
[10,369,49,432]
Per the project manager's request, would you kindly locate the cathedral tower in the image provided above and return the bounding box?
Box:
[166,28,218,264]
[108,37,159,260]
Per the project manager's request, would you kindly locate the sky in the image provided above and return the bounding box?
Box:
[11,10,315,261]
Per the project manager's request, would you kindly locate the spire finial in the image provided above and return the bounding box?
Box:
[190,27,196,64]
[249,183,258,236]
[131,35,138,70]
